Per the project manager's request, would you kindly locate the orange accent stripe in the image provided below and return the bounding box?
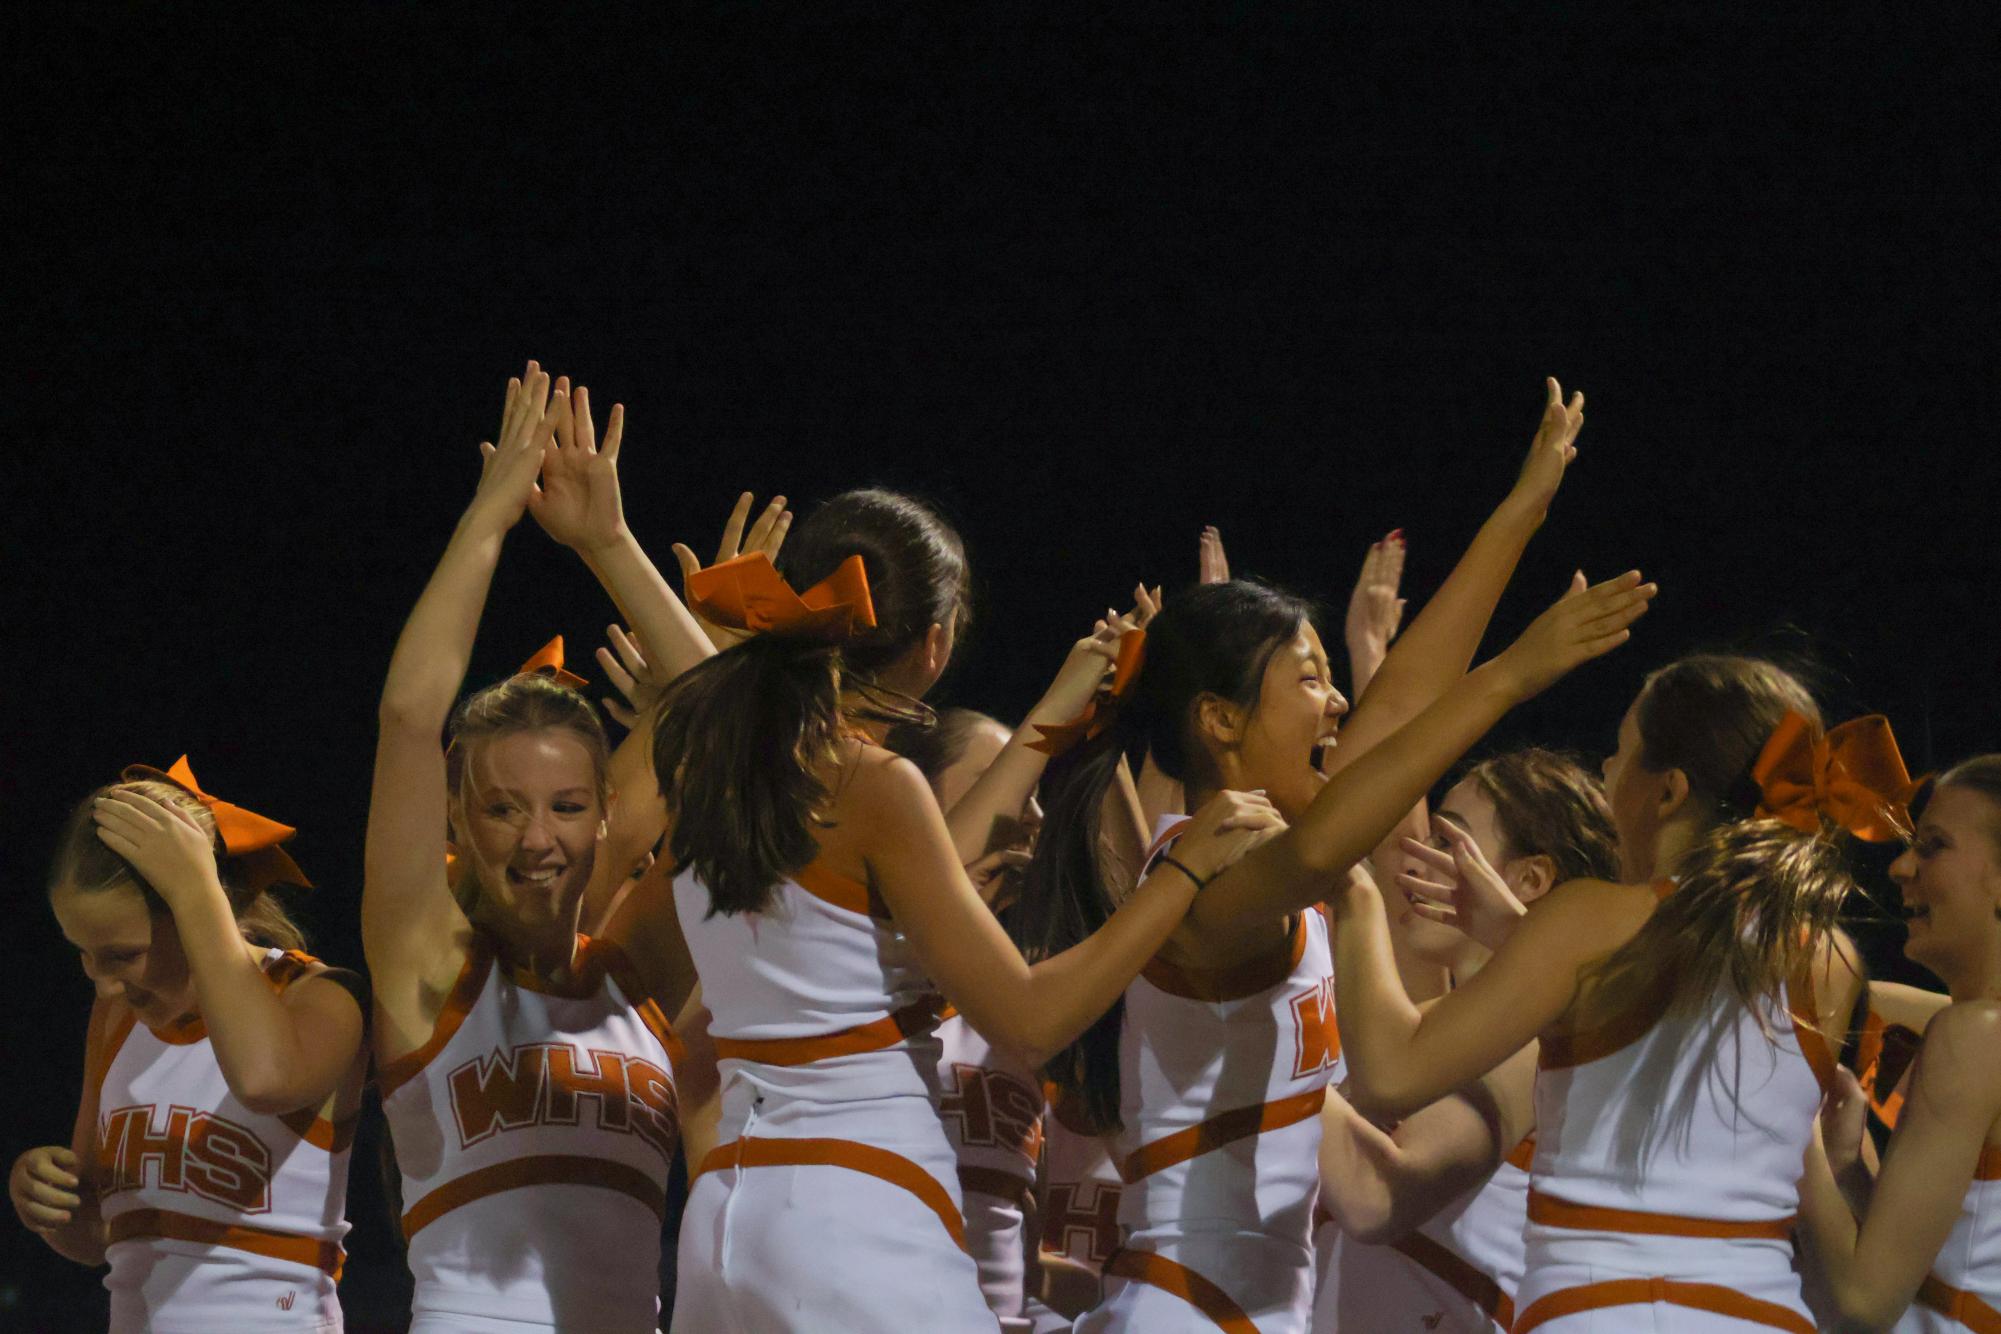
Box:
[1389,1230,1514,1330]
[277,1108,359,1153]
[85,1009,138,1112]
[1527,1190,1795,1240]
[792,861,890,919]
[1538,973,1675,1070]
[1120,1088,1325,1183]
[402,1153,666,1239]
[375,939,491,1098]
[1785,966,1838,1098]
[107,1207,344,1279]
[712,995,947,1067]
[1918,1274,2001,1334]
[1977,1144,2001,1182]
[1142,913,1309,1002]
[1104,1247,1259,1333]
[698,1136,967,1252]
[1512,1277,1814,1334]
[958,1165,1033,1212]
[1505,1133,1537,1173]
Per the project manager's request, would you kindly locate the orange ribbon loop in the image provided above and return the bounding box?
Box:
[519,636,587,689]
[119,756,313,891]
[1751,711,1924,843]
[686,552,877,643]
[1028,630,1147,757]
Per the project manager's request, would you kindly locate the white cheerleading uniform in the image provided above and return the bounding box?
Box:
[1078,816,1338,1334]
[1322,1132,1532,1333]
[377,931,681,1333]
[1026,1091,1128,1333]
[938,1012,1046,1327]
[1896,1143,2001,1334]
[92,949,358,1334]
[1511,886,1836,1333]
[669,859,1000,1332]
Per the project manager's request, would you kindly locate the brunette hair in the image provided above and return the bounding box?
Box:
[1594,653,1850,1020]
[656,488,972,918]
[1014,579,1316,1132]
[1461,748,1619,883]
[1937,755,2001,859]
[49,779,307,951]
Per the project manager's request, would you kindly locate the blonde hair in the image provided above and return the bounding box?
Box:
[49,779,307,951]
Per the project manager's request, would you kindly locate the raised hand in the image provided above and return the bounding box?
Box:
[965,847,1034,902]
[1344,531,1407,685]
[1396,820,1529,953]
[10,1146,84,1234]
[1171,788,1288,883]
[595,623,669,731]
[471,362,556,529]
[1199,526,1231,584]
[671,492,793,651]
[92,790,225,910]
[530,380,628,554]
[1510,377,1585,517]
[1818,1066,1871,1178]
[1492,570,1656,700]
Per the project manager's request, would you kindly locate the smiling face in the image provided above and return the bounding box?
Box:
[1217,622,1349,821]
[455,728,605,941]
[1396,777,1509,963]
[1889,782,2001,987]
[51,881,194,1028]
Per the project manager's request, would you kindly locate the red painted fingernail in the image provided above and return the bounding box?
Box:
[1388,529,1404,543]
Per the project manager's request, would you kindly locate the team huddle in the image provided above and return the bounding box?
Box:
[11,364,2000,1333]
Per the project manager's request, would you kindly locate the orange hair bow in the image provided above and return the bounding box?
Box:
[519,636,587,689]
[686,551,877,642]
[1751,711,1925,843]
[1028,630,1148,757]
[119,756,314,892]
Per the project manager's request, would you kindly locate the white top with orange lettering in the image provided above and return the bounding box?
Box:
[93,948,358,1334]
[1039,1094,1125,1281]
[937,1011,1046,1319]
[1897,1144,2001,1333]
[377,932,681,1332]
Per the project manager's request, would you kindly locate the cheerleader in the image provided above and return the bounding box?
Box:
[1319,748,1619,1333]
[1800,755,2001,1331]
[655,486,1283,1332]
[1331,657,1918,1331]
[12,761,365,1333]
[1010,380,1643,1332]
[365,365,712,1331]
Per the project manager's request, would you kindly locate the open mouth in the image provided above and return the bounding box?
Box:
[1901,903,1932,926]
[508,866,564,890]
[1309,728,1340,772]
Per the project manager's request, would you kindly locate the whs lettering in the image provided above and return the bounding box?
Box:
[1288,976,1341,1080]
[939,1064,1044,1161]
[98,1104,273,1212]
[449,1044,676,1156]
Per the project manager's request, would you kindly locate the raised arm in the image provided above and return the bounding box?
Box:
[1187,570,1655,946]
[1327,380,1584,775]
[866,759,1282,1068]
[365,366,552,1001]
[91,792,365,1114]
[1800,1000,2001,1330]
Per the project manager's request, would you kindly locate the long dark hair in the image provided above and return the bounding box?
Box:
[656,488,971,918]
[1012,580,1314,1131]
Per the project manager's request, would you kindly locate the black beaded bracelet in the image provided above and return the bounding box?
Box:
[1155,853,1210,894]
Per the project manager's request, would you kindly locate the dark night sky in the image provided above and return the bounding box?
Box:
[5,6,1994,1328]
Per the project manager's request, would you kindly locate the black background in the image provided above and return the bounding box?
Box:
[5,5,1994,1329]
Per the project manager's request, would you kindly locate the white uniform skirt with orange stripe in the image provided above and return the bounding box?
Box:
[1319,1134,1531,1333]
[937,1012,1046,1328]
[1510,958,1835,1334]
[1025,1092,1128,1333]
[1894,1144,2001,1334]
[93,949,358,1334]
[377,932,682,1333]
[671,861,1000,1333]
[1078,815,1338,1334]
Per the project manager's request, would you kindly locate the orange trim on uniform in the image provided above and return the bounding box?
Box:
[1142,913,1309,1002]
[1538,976,1674,1070]
[698,1136,968,1252]
[376,939,492,1098]
[1917,1274,2001,1334]
[1527,1190,1795,1240]
[107,1207,345,1279]
[1120,1088,1325,1183]
[1975,1143,2001,1182]
[1785,965,1839,1097]
[401,1153,667,1239]
[86,1009,139,1111]
[1505,1133,1537,1173]
[1103,1247,1260,1333]
[959,1165,1034,1212]
[1512,1276,1814,1334]
[791,861,892,919]
[144,948,331,1046]
[591,939,689,1074]
[277,1107,359,1153]
[712,995,948,1067]
[1389,1230,1514,1330]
